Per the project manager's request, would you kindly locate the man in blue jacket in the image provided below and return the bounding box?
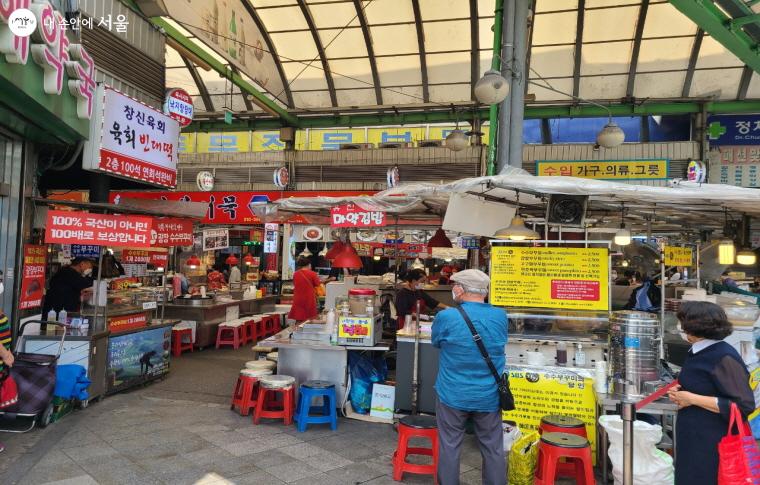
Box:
[432,269,508,485]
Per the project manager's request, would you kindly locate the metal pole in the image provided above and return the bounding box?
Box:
[486,0,505,176]
[507,0,530,170]
[496,0,515,173]
[696,242,701,288]
[660,251,666,359]
[411,299,421,415]
[621,400,636,485]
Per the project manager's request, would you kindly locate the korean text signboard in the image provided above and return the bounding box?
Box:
[331,203,386,228]
[83,86,180,188]
[163,88,193,127]
[70,244,100,259]
[338,316,372,338]
[108,312,148,333]
[706,115,760,146]
[503,365,597,461]
[536,160,668,180]
[664,246,693,267]
[708,147,760,188]
[490,246,609,311]
[20,245,45,310]
[153,218,193,247]
[44,210,153,247]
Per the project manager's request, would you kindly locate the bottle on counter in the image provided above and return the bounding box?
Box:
[575,343,586,367]
[47,309,57,323]
[556,341,567,366]
[58,309,68,325]
[330,321,339,346]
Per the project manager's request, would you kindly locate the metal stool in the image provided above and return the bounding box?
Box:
[294,380,337,432]
[392,415,438,482]
[534,432,594,485]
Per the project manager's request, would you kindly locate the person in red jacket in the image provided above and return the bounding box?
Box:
[288,257,322,323]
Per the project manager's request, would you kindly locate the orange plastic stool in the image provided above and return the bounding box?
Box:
[243,319,258,344]
[253,375,296,425]
[230,372,260,416]
[216,324,243,349]
[171,328,193,357]
[392,415,438,482]
[534,432,595,485]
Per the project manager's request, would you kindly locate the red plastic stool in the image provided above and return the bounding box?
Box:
[171,328,194,357]
[392,415,438,482]
[243,319,258,344]
[230,369,268,416]
[534,432,595,485]
[262,315,278,337]
[253,375,296,425]
[216,324,243,349]
[539,415,587,477]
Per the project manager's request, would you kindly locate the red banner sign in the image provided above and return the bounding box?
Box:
[331,203,386,228]
[122,250,151,264]
[153,218,193,247]
[150,253,169,268]
[109,312,148,333]
[352,242,427,258]
[20,245,46,310]
[45,210,153,247]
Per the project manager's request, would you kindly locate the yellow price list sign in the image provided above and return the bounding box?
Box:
[503,366,598,463]
[490,246,609,310]
[664,245,692,266]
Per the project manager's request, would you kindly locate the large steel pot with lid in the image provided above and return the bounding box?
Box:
[608,310,661,398]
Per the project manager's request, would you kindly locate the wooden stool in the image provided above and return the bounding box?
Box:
[534,432,595,485]
[253,375,296,425]
[392,415,438,482]
[171,328,193,357]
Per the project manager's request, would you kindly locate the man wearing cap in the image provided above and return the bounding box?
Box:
[432,269,508,485]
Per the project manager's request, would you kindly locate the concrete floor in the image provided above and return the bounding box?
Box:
[0,345,512,485]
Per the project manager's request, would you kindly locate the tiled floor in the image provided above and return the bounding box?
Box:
[0,345,516,484]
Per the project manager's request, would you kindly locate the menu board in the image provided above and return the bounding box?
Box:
[490,246,609,310]
[664,245,693,266]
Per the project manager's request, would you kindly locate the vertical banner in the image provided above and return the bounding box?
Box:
[264,223,279,254]
[19,245,46,310]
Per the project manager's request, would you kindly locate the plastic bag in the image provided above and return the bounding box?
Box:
[718,402,760,485]
[348,353,387,414]
[507,431,539,485]
[598,415,674,485]
[502,421,521,452]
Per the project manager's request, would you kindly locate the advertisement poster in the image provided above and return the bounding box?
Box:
[664,246,693,266]
[19,245,46,310]
[107,326,171,393]
[331,203,386,228]
[153,218,194,247]
[83,86,180,188]
[264,223,278,254]
[45,210,153,248]
[202,228,229,251]
[536,160,668,180]
[490,246,609,310]
[503,365,597,462]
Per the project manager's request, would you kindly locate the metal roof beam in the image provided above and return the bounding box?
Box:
[730,13,760,28]
[296,0,338,107]
[183,57,214,112]
[151,18,299,126]
[353,0,383,105]
[669,0,760,74]
[626,0,650,97]
[411,0,430,103]
[737,65,753,99]
[572,0,585,97]
[231,66,255,111]
[682,28,704,97]
[185,100,760,131]
[470,0,480,101]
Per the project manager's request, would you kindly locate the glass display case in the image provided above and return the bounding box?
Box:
[508,308,609,338]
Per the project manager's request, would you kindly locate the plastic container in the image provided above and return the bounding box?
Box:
[348,288,376,316]
[58,309,68,325]
[47,309,57,323]
[575,343,586,367]
[556,341,567,366]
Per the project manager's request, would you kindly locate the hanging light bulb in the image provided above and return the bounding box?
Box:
[597,119,625,148]
[225,254,239,265]
[412,258,425,270]
[318,245,328,257]
[621,260,629,267]
[243,254,255,266]
[613,203,631,246]
[427,228,453,248]
[474,69,510,105]
[445,129,469,152]
[299,246,312,258]
[186,255,201,269]
[737,248,756,266]
[719,239,736,265]
[493,192,540,240]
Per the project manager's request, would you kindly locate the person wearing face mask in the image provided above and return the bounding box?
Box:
[395,268,447,329]
[667,301,754,485]
[42,258,95,325]
[432,269,508,485]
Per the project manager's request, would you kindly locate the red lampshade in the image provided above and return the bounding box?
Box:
[243,254,256,266]
[427,228,453,248]
[325,240,345,260]
[225,254,239,265]
[186,255,201,268]
[332,243,363,269]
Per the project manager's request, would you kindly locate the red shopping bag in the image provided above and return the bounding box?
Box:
[0,369,17,409]
[718,402,760,485]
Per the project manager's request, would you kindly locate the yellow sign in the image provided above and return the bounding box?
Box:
[307,128,366,150]
[664,245,693,266]
[503,366,598,463]
[196,132,251,153]
[178,133,196,153]
[490,246,609,310]
[367,127,426,146]
[536,160,669,180]
[338,315,373,338]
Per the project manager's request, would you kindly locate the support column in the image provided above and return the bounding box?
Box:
[89,173,110,203]
[508,0,530,170]
[496,0,515,173]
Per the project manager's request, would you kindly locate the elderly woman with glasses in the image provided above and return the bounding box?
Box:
[667,301,755,485]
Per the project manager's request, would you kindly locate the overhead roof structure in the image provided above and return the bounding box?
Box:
[142,0,760,127]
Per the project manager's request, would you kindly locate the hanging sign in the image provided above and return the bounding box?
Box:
[490,246,609,310]
[83,86,180,188]
[45,210,153,247]
[458,236,480,250]
[202,228,229,251]
[152,218,194,247]
[331,203,386,228]
[664,246,693,266]
[264,223,278,254]
[19,245,46,310]
[536,160,668,180]
[121,249,150,264]
[273,167,289,188]
[196,170,214,191]
[163,88,194,127]
[706,115,760,146]
[70,244,101,259]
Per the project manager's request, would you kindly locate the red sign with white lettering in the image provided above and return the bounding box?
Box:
[550,280,600,301]
[152,218,193,247]
[44,210,153,247]
[109,312,148,333]
[20,245,46,310]
[330,203,386,228]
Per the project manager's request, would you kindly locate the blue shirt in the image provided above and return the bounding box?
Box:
[431,302,508,412]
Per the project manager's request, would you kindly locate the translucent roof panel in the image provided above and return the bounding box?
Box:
[164,0,758,114]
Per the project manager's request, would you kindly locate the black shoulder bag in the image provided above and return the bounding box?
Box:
[455,305,515,411]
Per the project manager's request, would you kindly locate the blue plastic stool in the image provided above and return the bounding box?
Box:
[294,380,338,432]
